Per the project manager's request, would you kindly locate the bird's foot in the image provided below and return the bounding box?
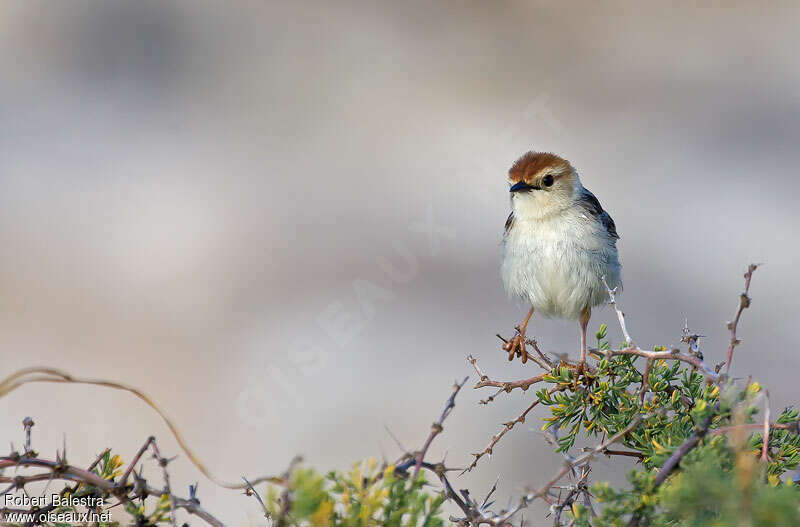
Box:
[501,326,528,364]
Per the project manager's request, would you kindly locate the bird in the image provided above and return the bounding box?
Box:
[500,151,621,370]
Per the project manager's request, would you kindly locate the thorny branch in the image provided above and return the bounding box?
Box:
[243,476,271,526]
[468,355,546,393]
[388,375,654,527]
[485,413,650,527]
[599,276,722,383]
[466,270,737,473]
[599,346,719,383]
[552,466,591,526]
[463,391,554,474]
[710,420,800,436]
[0,421,226,527]
[413,377,469,480]
[0,264,772,527]
[723,263,758,374]
[465,265,764,525]
[151,440,178,527]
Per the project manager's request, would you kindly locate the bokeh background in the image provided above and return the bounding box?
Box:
[1,1,799,522]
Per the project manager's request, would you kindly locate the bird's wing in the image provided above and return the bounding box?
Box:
[577,188,619,240]
[504,211,515,238]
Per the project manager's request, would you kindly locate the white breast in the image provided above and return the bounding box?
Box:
[501,208,621,320]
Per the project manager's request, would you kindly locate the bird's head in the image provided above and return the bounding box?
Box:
[507,151,579,219]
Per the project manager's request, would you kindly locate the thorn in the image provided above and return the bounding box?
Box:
[384,425,408,453]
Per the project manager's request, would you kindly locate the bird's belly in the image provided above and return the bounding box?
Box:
[501,221,620,320]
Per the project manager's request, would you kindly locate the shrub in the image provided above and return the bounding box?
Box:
[2,265,798,527]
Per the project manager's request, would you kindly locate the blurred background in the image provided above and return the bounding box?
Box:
[1,0,799,522]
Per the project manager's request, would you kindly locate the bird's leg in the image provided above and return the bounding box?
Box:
[578,307,591,373]
[503,306,535,363]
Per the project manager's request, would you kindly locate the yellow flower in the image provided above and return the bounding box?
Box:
[108,454,124,479]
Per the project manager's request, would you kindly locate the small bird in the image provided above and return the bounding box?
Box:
[500,152,622,369]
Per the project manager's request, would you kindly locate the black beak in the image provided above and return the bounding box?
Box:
[510,181,540,193]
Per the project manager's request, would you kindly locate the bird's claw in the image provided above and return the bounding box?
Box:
[502,333,528,364]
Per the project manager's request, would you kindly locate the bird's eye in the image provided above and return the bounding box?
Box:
[542,175,554,187]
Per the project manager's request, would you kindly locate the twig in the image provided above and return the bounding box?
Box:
[640,358,654,403]
[88,448,112,472]
[121,436,156,486]
[495,413,649,526]
[478,387,505,405]
[553,467,591,526]
[412,377,468,480]
[468,355,545,392]
[710,421,800,436]
[151,441,178,527]
[599,347,719,383]
[527,338,555,369]
[602,277,633,348]
[600,277,721,383]
[723,264,759,374]
[464,395,549,473]
[384,425,409,453]
[654,411,715,487]
[170,495,226,527]
[22,417,33,455]
[0,452,227,527]
[243,477,271,525]
[393,380,511,525]
[601,448,644,460]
